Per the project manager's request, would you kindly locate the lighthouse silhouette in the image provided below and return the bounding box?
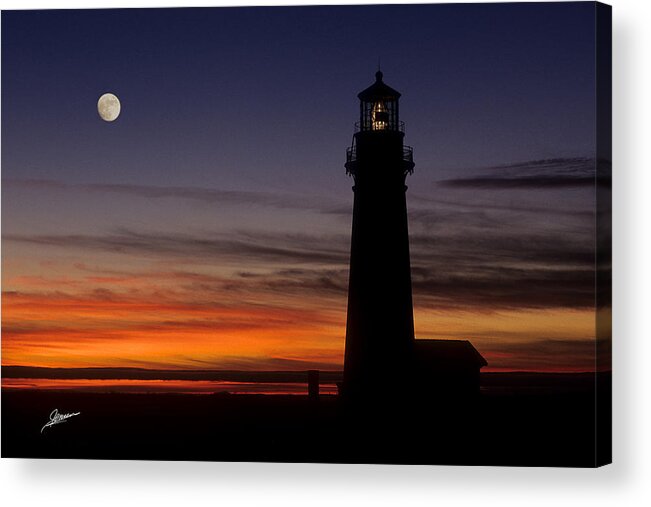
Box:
[343,71,416,400]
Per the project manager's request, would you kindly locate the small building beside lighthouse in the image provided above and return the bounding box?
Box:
[342,71,487,401]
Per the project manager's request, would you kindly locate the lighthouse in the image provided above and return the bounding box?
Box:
[343,71,416,400]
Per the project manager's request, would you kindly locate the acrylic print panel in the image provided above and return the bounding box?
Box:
[1,2,611,466]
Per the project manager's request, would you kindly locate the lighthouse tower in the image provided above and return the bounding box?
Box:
[343,71,415,400]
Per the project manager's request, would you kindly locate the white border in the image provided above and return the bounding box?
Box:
[1,0,650,505]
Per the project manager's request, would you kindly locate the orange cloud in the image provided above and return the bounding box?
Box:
[2,256,599,372]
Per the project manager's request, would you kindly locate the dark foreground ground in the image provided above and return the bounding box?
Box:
[2,373,611,467]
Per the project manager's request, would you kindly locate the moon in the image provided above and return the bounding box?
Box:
[97,93,121,122]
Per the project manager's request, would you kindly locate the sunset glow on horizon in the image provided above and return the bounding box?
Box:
[2,248,599,372]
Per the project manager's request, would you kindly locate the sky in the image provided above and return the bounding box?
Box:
[2,3,606,372]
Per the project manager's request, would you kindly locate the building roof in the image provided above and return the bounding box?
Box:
[357,71,402,101]
[414,339,488,368]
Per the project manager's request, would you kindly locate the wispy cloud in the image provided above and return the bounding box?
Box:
[2,177,346,213]
[436,157,608,189]
[4,229,349,266]
[5,224,595,310]
[481,338,597,372]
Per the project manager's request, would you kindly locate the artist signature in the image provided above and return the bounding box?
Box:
[41,409,81,433]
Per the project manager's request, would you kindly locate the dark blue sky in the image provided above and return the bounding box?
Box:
[3,3,596,194]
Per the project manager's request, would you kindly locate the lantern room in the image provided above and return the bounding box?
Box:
[357,70,402,132]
